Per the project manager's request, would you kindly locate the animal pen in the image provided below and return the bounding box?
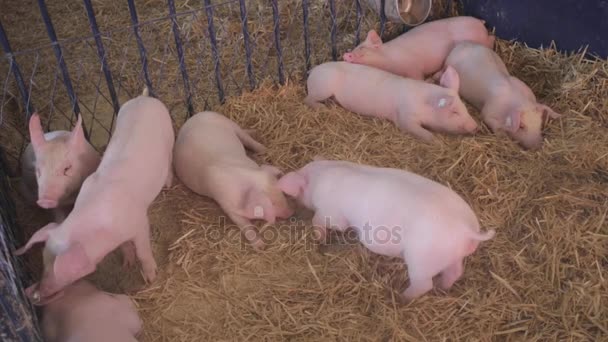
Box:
[0,0,607,341]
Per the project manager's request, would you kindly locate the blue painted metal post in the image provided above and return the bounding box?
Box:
[238,0,255,90]
[127,0,155,97]
[329,0,338,61]
[270,0,285,84]
[355,0,362,47]
[203,0,225,103]
[379,0,387,37]
[0,20,35,122]
[82,0,120,132]
[167,0,194,116]
[36,0,89,139]
[302,0,311,72]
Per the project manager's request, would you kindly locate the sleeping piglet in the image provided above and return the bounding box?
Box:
[41,280,142,342]
[305,61,478,142]
[20,113,101,222]
[343,16,495,80]
[173,111,293,250]
[278,158,495,302]
[14,88,174,305]
[438,41,561,149]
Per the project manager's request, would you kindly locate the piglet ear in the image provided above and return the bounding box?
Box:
[14,222,59,256]
[28,113,47,152]
[277,171,306,198]
[52,241,93,286]
[438,65,460,91]
[241,188,276,224]
[365,30,382,47]
[505,110,522,133]
[69,114,86,151]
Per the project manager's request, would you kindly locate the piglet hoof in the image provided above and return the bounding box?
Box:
[120,242,137,269]
[242,227,266,251]
[396,293,415,306]
[25,284,41,303]
[141,262,157,284]
[250,239,266,251]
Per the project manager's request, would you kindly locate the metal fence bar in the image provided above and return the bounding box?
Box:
[270,0,285,84]
[302,0,311,72]
[355,0,362,47]
[82,0,120,130]
[446,0,454,17]
[167,0,194,116]
[203,0,225,104]
[238,0,255,90]
[0,20,35,122]
[127,0,155,97]
[37,0,90,140]
[379,0,387,37]
[329,0,337,61]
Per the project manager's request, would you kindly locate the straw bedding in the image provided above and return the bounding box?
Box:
[2,0,607,341]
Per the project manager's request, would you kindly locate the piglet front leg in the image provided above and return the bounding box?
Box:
[120,242,137,269]
[131,215,157,283]
[227,212,265,251]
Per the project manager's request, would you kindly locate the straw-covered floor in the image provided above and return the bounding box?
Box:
[3,0,607,341]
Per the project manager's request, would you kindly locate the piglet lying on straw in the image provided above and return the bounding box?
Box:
[278,157,495,302]
[437,41,561,149]
[343,16,495,80]
[173,111,293,250]
[15,87,174,305]
[41,280,142,342]
[20,113,101,222]
[305,61,478,142]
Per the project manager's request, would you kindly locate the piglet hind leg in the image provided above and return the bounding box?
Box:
[438,259,464,291]
[399,249,446,303]
[132,216,157,283]
[304,77,334,110]
[399,263,436,303]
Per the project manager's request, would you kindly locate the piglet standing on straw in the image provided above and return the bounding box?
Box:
[437,41,561,149]
[20,113,101,223]
[173,111,293,250]
[14,87,175,305]
[343,16,495,80]
[41,280,142,342]
[278,157,495,303]
[305,61,479,142]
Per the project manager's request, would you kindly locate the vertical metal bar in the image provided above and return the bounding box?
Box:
[167,0,194,116]
[354,0,362,47]
[302,0,311,72]
[0,20,35,122]
[127,0,154,97]
[238,0,255,90]
[379,0,387,38]
[82,0,120,131]
[203,0,225,104]
[270,0,285,85]
[36,0,89,140]
[446,0,454,17]
[328,0,337,61]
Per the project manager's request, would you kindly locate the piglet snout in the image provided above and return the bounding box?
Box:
[37,198,59,209]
